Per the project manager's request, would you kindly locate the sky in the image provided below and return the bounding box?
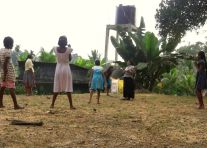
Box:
[0,0,206,60]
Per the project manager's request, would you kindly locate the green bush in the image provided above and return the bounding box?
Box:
[154,61,196,96]
[15,82,25,94]
[18,50,29,61]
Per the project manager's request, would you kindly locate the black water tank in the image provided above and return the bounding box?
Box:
[115,4,136,25]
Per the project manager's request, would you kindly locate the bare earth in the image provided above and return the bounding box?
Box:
[0,93,207,148]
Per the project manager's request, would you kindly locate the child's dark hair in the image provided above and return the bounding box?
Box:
[128,60,134,66]
[3,36,14,49]
[106,66,113,73]
[105,66,113,77]
[95,59,100,66]
[58,36,68,48]
[27,54,33,59]
[198,51,207,71]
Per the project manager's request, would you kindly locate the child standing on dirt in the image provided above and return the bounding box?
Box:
[194,51,207,109]
[89,60,106,104]
[104,66,113,96]
[23,54,35,96]
[0,36,23,109]
[122,60,136,101]
[50,36,75,109]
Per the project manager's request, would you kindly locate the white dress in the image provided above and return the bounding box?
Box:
[53,47,73,93]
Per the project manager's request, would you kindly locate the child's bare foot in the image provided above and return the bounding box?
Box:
[120,97,127,100]
[70,106,76,110]
[14,105,24,110]
[88,101,91,104]
[198,105,205,109]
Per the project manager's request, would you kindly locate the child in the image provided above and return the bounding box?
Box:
[50,36,75,109]
[0,36,23,109]
[195,51,207,109]
[23,54,35,96]
[104,66,113,96]
[123,60,136,100]
[89,60,106,104]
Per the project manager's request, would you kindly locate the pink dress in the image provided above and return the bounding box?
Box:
[53,47,73,93]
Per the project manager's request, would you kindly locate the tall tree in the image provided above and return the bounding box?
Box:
[155,0,207,51]
[137,16,145,38]
[178,42,207,56]
[88,49,101,62]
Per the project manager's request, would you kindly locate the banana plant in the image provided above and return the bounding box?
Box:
[110,17,181,91]
[38,49,56,63]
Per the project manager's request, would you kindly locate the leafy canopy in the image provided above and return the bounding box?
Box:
[155,0,207,47]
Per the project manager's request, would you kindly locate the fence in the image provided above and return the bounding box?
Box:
[17,61,89,94]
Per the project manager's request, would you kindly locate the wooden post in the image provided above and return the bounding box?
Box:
[104,24,138,62]
[115,32,119,61]
[104,26,110,62]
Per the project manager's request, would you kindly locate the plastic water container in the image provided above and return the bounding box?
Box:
[111,79,123,94]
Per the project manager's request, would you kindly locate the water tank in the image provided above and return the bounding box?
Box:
[115,4,136,25]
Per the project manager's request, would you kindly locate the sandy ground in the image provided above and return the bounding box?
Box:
[0,93,207,148]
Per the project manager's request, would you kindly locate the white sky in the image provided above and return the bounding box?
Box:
[0,0,206,60]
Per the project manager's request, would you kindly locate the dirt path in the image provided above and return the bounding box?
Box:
[0,93,207,147]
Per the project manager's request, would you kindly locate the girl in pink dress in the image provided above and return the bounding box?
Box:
[50,36,75,109]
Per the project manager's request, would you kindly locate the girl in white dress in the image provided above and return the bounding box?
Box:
[50,36,75,109]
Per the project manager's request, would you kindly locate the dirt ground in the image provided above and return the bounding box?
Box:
[0,93,207,148]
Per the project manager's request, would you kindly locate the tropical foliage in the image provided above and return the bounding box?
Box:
[154,61,196,96]
[18,50,29,61]
[38,48,56,63]
[154,41,207,96]
[72,49,106,69]
[72,56,94,69]
[110,17,182,90]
